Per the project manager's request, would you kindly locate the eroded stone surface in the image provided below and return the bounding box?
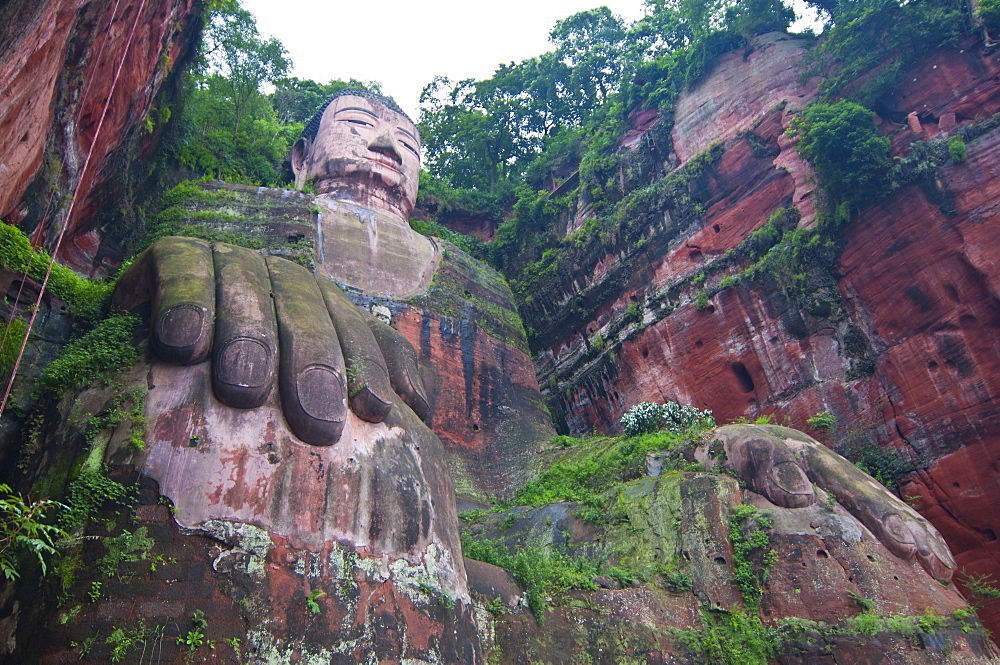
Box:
[464,430,994,663]
[316,199,440,300]
[0,0,200,272]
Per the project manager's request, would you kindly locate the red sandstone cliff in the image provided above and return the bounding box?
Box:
[537,34,1000,632]
[0,0,202,273]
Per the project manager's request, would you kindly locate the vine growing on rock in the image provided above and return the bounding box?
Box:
[729,503,777,607]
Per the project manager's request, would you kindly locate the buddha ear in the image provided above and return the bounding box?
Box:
[291,138,310,189]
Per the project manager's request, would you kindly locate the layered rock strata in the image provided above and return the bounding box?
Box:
[534,34,1000,632]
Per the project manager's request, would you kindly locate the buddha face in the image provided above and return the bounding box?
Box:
[292,95,421,220]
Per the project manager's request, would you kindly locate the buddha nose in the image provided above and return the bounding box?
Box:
[368,131,403,164]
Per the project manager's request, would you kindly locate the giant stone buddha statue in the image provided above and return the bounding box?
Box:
[111,91,483,662]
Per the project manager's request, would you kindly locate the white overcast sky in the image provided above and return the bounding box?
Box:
[241,0,821,119]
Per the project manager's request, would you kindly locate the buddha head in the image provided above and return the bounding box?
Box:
[292,89,421,221]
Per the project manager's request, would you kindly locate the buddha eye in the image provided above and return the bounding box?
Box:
[345,119,373,127]
[400,141,419,156]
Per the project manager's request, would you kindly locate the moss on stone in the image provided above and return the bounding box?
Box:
[412,243,531,354]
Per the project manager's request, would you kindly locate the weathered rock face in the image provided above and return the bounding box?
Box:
[4,7,999,661]
[461,426,998,664]
[671,34,817,161]
[316,199,440,300]
[132,358,480,662]
[535,34,1000,633]
[0,0,201,273]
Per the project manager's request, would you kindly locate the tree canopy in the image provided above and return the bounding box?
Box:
[159,0,976,234]
[165,1,383,186]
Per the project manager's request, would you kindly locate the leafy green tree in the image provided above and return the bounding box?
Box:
[420,64,543,193]
[979,0,1000,31]
[630,1,698,60]
[522,53,578,133]
[723,0,795,39]
[202,1,291,142]
[550,7,630,113]
[174,74,299,185]
[790,100,892,209]
[271,77,380,124]
[167,1,300,185]
[802,0,841,22]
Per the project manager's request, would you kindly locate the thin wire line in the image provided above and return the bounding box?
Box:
[0,0,151,418]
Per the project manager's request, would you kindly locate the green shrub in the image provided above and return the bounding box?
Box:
[460,535,597,621]
[959,571,1000,600]
[676,609,777,665]
[0,319,29,385]
[947,136,967,163]
[851,612,883,636]
[0,483,66,580]
[838,440,910,490]
[35,314,140,398]
[789,101,893,210]
[0,223,111,322]
[806,410,836,439]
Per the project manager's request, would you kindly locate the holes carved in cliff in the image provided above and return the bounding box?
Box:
[731,362,755,394]
[944,283,961,304]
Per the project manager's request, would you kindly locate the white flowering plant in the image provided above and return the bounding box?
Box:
[620,401,715,437]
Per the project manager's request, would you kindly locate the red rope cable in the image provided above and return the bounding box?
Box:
[0,0,151,417]
[9,0,124,352]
